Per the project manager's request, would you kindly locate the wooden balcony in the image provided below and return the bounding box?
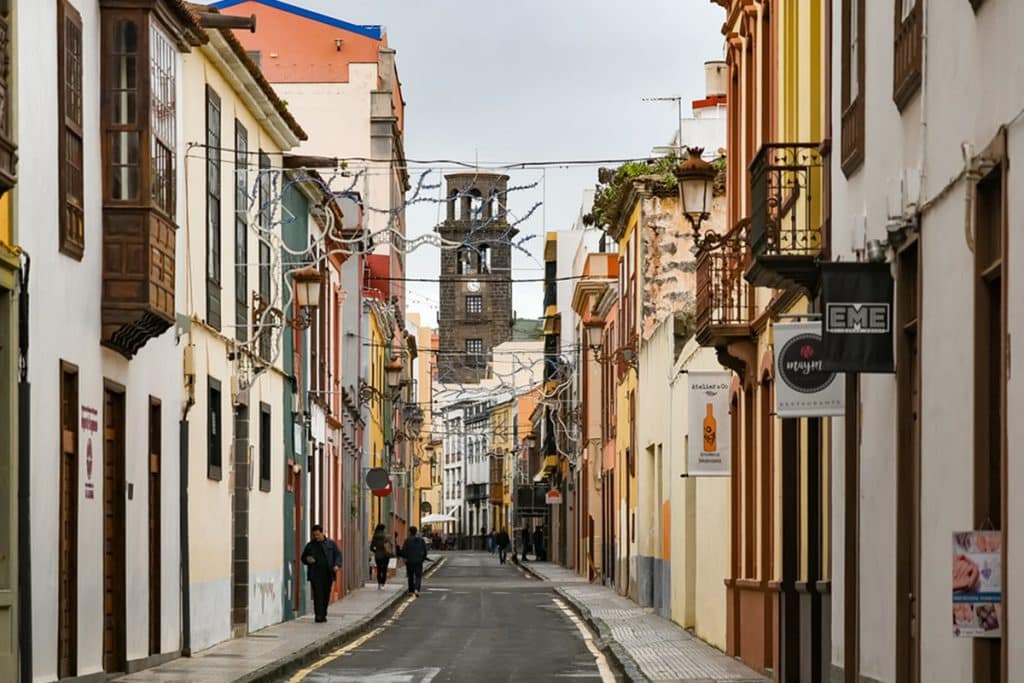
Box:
[893,1,922,110]
[101,208,175,358]
[746,143,826,294]
[695,220,753,348]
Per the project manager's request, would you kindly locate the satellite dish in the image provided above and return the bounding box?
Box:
[365,467,389,490]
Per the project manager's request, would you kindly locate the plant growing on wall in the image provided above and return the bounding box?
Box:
[583,152,726,231]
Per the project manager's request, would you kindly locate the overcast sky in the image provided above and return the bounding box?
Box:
[289,0,726,324]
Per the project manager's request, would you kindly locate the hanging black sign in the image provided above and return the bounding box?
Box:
[821,262,895,373]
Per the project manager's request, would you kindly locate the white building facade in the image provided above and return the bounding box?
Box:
[18,1,204,678]
[441,404,466,536]
[180,22,304,652]
[830,2,1023,681]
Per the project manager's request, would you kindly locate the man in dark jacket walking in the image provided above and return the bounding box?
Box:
[495,528,511,564]
[533,525,546,562]
[399,526,429,596]
[521,526,532,561]
[302,525,342,622]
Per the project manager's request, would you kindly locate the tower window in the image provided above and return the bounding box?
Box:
[466,295,482,314]
[466,338,484,357]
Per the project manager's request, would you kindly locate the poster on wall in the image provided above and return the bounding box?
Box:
[773,322,845,418]
[953,531,1002,638]
[686,370,732,476]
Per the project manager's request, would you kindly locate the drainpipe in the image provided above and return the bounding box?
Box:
[17,254,31,683]
[179,341,196,656]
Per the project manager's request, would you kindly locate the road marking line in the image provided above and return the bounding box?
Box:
[289,558,447,682]
[553,597,616,683]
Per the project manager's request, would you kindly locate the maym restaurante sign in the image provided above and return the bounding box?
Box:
[774,322,845,418]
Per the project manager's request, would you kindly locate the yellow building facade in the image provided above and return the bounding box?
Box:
[488,399,514,531]
[698,1,831,679]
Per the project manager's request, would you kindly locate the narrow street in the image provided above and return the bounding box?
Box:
[287,553,614,682]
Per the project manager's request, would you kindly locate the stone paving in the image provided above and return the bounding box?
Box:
[114,577,412,683]
[521,561,767,682]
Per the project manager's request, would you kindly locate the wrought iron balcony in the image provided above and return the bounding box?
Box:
[695,220,752,348]
[746,142,826,293]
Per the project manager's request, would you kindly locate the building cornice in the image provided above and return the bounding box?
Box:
[201,29,306,149]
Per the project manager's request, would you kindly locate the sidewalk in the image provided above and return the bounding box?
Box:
[520,561,766,683]
[114,560,439,683]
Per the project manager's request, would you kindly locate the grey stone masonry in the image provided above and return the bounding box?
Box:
[436,172,517,384]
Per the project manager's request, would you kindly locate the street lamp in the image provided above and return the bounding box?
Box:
[385,357,404,389]
[286,266,323,329]
[585,323,637,368]
[675,146,716,237]
[585,324,603,357]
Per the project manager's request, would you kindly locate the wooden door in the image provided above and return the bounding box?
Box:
[896,240,921,683]
[58,364,79,678]
[292,465,303,612]
[148,399,161,655]
[103,387,126,673]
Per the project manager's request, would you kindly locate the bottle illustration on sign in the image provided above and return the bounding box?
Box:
[703,403,717,452]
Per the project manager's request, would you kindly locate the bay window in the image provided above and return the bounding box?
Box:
[99,2,201,357]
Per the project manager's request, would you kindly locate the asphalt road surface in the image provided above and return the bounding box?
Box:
[287,552,617,682]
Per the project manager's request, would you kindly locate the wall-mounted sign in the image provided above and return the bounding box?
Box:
[821,262,895,373]
[365,467,389,490]
[774,322,845,417]
[545,489,562,505]
[953,531,1002,638]
[82,406,99,499]
[686,370,732,476]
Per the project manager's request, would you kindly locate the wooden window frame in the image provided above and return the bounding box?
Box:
[58,1,85,259]
[206,85,222,330]
[207,377,222,480]
[259,402,272,492]
[258,150,272,359]
[235,120,248,341]
[0,0,15,198]
[103,11,145,204]
[148,22,176,218]
[841,0,865,176]
[893,0,922,111]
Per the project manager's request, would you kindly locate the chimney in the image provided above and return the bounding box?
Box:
[704,60,727,98]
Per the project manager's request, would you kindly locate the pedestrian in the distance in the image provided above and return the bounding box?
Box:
[399,526,429,596]
[533,525,546,562]
[302,524,342,623]
[369,523,392,590]
[521,526,532,562]
[496,527,510,564]
[488,527,497,554]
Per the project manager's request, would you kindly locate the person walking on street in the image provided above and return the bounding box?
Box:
[521,525,532,561]
[369,524,392,590]
[533,525,546,562]
[488,527,497,554]
[399,526,429,596]
[496,528,510,564]
[302,525,342,623]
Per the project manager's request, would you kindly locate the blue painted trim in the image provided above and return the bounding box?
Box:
[210,0,383,40]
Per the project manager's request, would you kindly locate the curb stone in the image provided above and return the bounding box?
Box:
[552,586,649,683]
[239,557,447,683]
[517,562,647,683]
